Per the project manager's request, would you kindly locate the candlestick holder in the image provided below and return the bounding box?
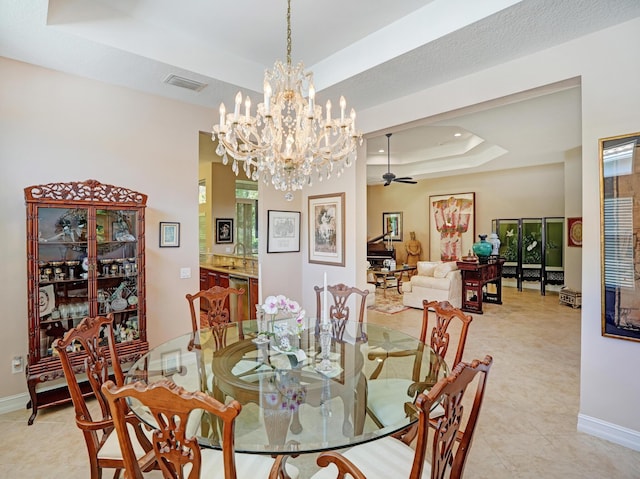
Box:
[317,322,333,372]
[252,305,270,344]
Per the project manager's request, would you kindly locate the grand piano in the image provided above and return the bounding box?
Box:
[367,231,396,268]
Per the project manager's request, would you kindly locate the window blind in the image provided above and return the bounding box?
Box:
[603,197,634,288]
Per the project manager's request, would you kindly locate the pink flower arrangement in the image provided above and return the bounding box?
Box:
[261,295,305,334]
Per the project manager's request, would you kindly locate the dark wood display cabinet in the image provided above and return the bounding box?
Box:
[24,180,149,424]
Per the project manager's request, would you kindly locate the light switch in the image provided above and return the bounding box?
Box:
[180,267,191,279]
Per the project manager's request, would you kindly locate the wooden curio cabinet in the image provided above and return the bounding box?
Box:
[24,180,149,424]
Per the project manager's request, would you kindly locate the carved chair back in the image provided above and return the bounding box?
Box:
[186,285,246,349]
[410,356,493,479]
[53,314,154,479]
[316,355,493,479]
[366,299,473,433]
[314,283,369,340]
[102,378,242,479]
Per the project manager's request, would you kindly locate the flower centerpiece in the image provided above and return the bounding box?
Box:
[255,295,305,351]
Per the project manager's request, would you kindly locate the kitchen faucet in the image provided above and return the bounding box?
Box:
[233,243,247,267]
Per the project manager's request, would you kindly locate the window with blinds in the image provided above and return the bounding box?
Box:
[603,196,634,289]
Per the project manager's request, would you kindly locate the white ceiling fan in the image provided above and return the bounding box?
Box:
[382,133,417,186]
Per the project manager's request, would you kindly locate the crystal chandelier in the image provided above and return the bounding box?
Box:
[211,0,362,201]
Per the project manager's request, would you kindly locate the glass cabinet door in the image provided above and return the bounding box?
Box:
[96,209,141,344]
[36,207,90,358]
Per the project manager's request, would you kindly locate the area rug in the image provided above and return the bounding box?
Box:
[368,287,410,315]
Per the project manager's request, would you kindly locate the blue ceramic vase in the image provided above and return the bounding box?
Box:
[472,234,492,260]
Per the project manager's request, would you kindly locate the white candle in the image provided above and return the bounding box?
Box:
[219,103,226,129]
[258,263,263,305]
[323,272,328,324]
[244,96,251,120]
[234,91,242,120]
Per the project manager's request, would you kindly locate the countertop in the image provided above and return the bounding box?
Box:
[200,264,258,279]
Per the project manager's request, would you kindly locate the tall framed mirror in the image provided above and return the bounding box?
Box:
[600,131,640,342]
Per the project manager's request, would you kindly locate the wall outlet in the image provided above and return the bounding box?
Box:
[225,246,232,253]
[11,356,23,374]
[179,267,191,279]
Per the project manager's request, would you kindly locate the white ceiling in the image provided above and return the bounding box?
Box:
[2,0,640,184]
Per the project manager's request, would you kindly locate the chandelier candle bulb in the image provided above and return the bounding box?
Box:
[340,96,346,122]
[245,96,251,119]
[219,104,226,130]
[234,91,242,120]
[326,100,331,123]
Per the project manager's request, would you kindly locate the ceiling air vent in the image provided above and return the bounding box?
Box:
[163,74,207,92]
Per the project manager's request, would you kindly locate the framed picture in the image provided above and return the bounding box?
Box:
[161,350,182,376]
[267,210,300,253]
[159,222,180,247]
[429,192,475,261]
[382,212,403,242]
[567,217,582,247]
[215,218,234,244]
[600,132,640,342]
[308,193,345,266]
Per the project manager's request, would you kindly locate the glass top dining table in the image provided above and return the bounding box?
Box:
[125,317,448,455]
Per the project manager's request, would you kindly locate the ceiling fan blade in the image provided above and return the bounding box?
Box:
[394,178,417,184]
[383,180,392,186]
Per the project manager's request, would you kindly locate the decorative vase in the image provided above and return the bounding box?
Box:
[488,232,501,256]
[472,235,492,262]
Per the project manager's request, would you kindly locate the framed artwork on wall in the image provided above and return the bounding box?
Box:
[600,131,640,342]
[159,222,180,247]
[382,212,403,242]
[267,210,300,253]
[429,192,475,261]
[308,193,345,266]
[567,217,582,247]
[215,218,234,244]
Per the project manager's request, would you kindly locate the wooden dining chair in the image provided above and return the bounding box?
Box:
[314,283,369,341]
[366,299,473,430]
[102,378,299,479]
[312,355,493,479]
[53,314,156,479]
[186,285,246,348]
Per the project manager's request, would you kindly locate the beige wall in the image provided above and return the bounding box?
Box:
[0,58,207,401]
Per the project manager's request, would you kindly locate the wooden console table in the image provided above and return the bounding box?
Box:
[456,259,505,314]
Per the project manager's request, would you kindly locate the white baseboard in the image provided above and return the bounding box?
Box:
[578,414,640,452]
[0,392,30,416]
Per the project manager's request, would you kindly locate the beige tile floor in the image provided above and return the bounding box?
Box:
[1,287,639,478]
